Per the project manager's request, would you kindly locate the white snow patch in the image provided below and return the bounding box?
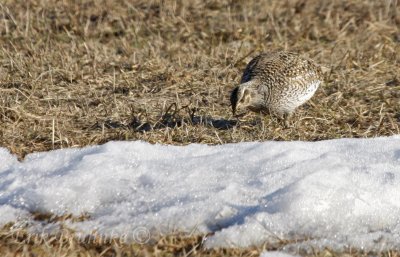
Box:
[260,251,300,257]
[0,137,400,251]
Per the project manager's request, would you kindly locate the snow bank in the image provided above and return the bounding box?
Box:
[0,136,400,251]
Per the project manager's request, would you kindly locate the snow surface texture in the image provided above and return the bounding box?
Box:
[1,137,400,252]
[260,252,300,257]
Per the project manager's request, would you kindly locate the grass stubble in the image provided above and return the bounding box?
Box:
[0,0,399,256]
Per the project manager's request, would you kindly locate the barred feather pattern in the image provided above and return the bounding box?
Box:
[234,51,323,116]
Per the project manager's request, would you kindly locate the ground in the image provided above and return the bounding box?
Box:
[0,0,399,256]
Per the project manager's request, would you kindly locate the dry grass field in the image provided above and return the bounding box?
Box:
[0,0,399,256]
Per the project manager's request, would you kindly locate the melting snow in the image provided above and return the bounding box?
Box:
[0,136,400,251]
[260,252,300,257]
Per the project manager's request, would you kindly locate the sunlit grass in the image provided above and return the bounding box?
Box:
[0,0,399,255]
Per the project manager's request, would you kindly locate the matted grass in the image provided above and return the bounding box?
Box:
[1,218,399,257]
[1,0,399,158]
[0,0,399,256]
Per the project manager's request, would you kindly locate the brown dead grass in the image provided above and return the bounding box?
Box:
[0,0,400,256]
[0,219,399,257]
[0,0,399,158]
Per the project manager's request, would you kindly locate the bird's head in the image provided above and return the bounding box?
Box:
[230,81,255,116]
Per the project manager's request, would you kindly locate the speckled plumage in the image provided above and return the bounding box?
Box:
[230,51,323,117]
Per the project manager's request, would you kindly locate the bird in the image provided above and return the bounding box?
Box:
[230,51,323,124]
